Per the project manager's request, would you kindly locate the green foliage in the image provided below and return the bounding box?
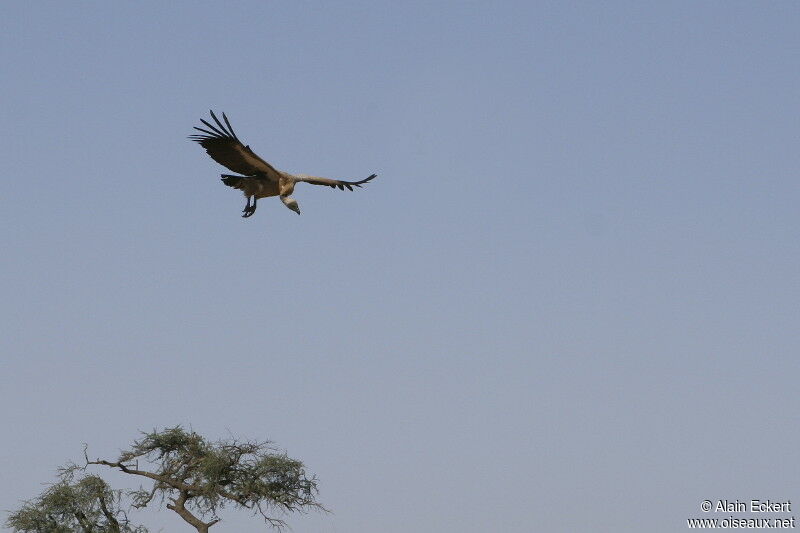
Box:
[6,466,146,533]
[8,427,321,532]
[113,426,323,528]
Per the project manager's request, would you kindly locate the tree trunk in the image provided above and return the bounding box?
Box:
[167,491,214,532]
[98,495,121,533]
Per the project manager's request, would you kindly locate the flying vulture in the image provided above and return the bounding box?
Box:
[190,111,377,218]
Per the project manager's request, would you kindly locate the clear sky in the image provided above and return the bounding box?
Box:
[1,2,799,532]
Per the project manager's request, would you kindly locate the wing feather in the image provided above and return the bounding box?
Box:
[189,111,282,180]
[199,119,228,138]
[221,112,239,141]
[193,126,225,138]
[209,110,235,138]
[295,173,377,191]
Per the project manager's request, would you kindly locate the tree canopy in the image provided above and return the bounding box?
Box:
[6,465,146,533]
[87,426,323,532]
[8,427,323,532]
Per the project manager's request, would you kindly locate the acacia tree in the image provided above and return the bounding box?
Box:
[86,426,323,532]
[6,465,146,533]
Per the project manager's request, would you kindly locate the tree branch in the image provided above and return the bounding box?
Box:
[87,458,199,494]
[73,509,94,533]
[132,484,159,509]
[166,491,216,533]
[97,493,121,533]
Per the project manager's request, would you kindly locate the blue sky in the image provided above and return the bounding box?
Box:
[2,2,799,531]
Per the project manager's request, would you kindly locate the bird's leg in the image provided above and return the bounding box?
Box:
[242,196,257,218]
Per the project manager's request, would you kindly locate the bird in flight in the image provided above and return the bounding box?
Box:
[190,111,377,218]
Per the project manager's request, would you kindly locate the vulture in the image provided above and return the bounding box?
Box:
[190,111,377,218]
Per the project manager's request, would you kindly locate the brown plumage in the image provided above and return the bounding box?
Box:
[189,111,377,218]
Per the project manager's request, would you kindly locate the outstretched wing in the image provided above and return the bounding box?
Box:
[295,173,378,191]
[189,111,282,181]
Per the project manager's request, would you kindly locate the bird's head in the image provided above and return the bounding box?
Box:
[281,196,301,215]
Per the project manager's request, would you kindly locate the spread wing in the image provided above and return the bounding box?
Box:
[295,173,378,191]
[189,111,282,181]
